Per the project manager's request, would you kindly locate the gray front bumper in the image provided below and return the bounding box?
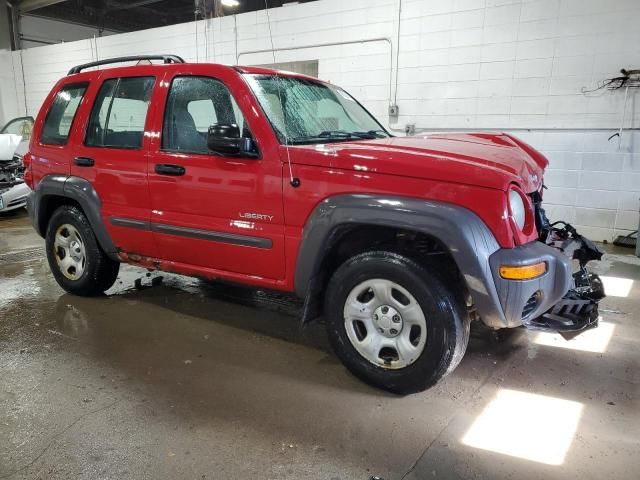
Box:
[488,242,572,328]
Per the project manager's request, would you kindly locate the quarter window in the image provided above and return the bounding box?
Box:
[85,76,154,149]
[41,84,87,145]
[162,76,246,154]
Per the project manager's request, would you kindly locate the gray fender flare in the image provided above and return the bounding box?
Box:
[28,175,118,261]
[294,194,507,328]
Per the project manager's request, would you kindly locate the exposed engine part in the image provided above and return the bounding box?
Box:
[533,190,604,267]
[543,220,604,267]
[527,191,606,334]
[0,155,25,187]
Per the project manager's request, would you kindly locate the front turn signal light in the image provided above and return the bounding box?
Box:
[499,262,547,280]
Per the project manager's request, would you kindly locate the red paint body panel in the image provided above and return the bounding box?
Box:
[145,65,286,280]
[28,62,549,294]
[71,70,159,258]
[280,136,542,248]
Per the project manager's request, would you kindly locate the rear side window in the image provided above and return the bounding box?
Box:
[41,84,87,145]
[85,76,154,149]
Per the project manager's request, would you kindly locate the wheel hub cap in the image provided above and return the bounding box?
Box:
[53,224,86,281]
[373,304,402,337]
[343,278,427,369]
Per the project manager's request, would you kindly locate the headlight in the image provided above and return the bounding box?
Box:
[509,188,526,230]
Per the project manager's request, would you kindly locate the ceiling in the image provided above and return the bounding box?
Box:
[14,0,317,34]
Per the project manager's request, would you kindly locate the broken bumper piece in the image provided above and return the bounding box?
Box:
[526,272,603,333]
[527,215,606,334]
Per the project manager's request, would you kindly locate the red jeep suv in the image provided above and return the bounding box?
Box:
[25,55,604,393]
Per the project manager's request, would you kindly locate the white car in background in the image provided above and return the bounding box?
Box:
[0,116,33,214]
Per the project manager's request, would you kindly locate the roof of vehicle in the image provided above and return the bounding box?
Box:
[232,65,321,82]
[65,55,323,84]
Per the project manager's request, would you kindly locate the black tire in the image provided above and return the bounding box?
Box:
[324,251,470,395]
[45,204,120,296]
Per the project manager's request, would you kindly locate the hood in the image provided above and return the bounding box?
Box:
[0,134,25,162]
[287,132,547,192]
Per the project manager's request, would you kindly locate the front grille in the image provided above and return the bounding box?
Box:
[522,291,541,319]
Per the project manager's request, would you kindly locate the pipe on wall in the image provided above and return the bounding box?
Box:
[237,37,395,118]
[237,37,394,101]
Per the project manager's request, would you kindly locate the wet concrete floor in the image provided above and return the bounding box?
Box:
[1,209,639,479]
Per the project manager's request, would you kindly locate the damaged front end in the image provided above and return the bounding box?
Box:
[0,155,28,211]
[0,155,25,183]
[527,192,605,334]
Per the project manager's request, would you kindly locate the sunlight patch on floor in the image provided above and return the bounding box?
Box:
[533,321,615,353]
[600,275,634,298]
[462,389,583,466]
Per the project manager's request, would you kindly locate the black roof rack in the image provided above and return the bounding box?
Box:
[68,54,185,75]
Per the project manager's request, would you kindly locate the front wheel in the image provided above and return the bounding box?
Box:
[324,251,469,394]
[45,205,120,296]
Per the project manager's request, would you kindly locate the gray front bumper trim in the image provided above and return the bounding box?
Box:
[488,241,572,328]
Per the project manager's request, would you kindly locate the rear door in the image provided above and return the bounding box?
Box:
[147,69,286,280]
[71,73,157,257]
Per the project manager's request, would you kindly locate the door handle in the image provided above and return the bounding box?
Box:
[74,156,94,167]
[155,164,186,176]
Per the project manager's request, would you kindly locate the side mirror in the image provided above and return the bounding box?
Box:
[208,123,241,155]
[207,124,260,158]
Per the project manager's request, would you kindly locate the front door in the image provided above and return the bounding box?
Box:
[147,72,285,281]
[71,74,157,257]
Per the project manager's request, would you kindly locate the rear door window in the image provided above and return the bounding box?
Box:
[40,84,87,145]
[85,76,155,149]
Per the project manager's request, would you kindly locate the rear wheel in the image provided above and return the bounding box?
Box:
[324,251,469,394]
[46,205,119,296]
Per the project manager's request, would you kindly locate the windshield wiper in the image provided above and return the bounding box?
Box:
[351,130,388,139]
[289,130,388,144]
[288,131,351,144]
[319,130,387,139]
[317,130,353,138]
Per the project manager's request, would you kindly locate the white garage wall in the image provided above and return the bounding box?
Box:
[0,51,22,126]
[1,0,639,241]
[19,16,116,49]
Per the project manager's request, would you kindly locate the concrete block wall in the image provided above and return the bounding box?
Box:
[0,51,21,125]
[514,129,640,241]
[1,0,639,241]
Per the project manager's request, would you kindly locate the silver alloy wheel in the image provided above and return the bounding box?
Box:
[53,223,86,281]
[343,278,427,369]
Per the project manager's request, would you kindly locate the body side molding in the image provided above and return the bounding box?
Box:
[109,216,273,249]
[294,194,508,328]
[109,217,150,230]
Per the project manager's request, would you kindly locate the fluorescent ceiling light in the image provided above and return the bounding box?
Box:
[533,321,615,353]
[463,389,583,466]
[221,0,240,7]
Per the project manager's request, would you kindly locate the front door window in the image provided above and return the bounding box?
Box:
[162,76,246,154]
